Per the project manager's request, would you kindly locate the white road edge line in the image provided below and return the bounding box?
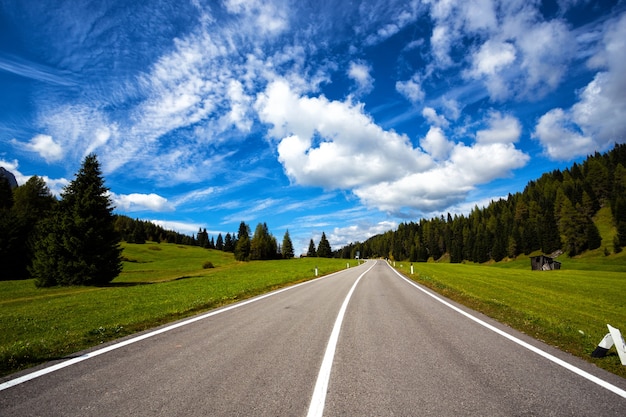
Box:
[307,261,377,417]
[387,262,626,399]
[0,266,353,392]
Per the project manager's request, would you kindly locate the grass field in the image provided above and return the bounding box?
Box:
[0,243,355,377]
[393,250,626,378]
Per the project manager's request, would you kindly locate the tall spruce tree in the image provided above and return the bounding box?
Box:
[250,222,277,260]
[307,239,317,257]
[30,154,122,286]
[317,232,332,258]
[234,221,250,261]
[281,230,294,259]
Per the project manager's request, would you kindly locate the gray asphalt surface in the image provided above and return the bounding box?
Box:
[2,260,626,416]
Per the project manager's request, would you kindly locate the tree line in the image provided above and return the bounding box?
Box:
[337,144,626,262]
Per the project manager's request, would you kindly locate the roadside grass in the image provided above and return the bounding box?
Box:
[0,243,354,377]
[393,259,626,378]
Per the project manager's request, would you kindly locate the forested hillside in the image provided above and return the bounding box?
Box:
[338,144,626,262]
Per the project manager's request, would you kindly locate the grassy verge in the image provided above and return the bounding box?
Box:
[392,255,626,378]
[0,243,353,377]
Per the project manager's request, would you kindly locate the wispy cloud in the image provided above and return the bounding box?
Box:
[0,53,77,86]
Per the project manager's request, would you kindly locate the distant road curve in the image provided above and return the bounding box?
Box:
[2,260,625,416]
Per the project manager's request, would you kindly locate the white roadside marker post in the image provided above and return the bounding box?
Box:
[591,324,626,365]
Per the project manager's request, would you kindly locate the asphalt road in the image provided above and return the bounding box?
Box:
[2,260,626,416]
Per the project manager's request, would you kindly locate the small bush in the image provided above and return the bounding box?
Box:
[202,261,215,269]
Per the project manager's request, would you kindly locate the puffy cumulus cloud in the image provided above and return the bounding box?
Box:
[420,126,454,160]
[534,13,626,160]
[347,60,374,96]
[256,79,433,190]
[111,192,174,212]
[18,134,64,162]
[468,40,516,76]
[465,40,516,100]
[396,73,425,103]
[476,112,521,144]
[514,19,574,97]
[533,108,595,160]
[355,141,529,212]
[257,79,528,214]
[422,107,449,128]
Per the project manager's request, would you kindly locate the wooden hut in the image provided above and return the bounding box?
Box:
[530,255,561,271]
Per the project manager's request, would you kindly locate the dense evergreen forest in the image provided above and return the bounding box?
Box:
[337,144,626,262]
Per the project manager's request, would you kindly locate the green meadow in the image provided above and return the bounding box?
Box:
[0,243,354,377]
[393,249,626,378]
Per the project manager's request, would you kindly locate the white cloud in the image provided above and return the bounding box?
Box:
[256,79,433,190]
[422,0,577,100]
[534,13,626,160]
[422,107,449,128]
[466,40,516,100]
[533,108,594,160]
[461,0,497,32]
[257,79,529,214]
[514,19,574,97]
[112,192,174,212]
[476,112,521,144]
[150,219,201,236]
[354,141,529,212]
[420,126,454,160]
[329,220,398,248]
[430,24,454,67]
[348,61,374,96]
[223,0,288,36]
[396,73,425,103]
[42,176,70,197]
[19,134,64,162]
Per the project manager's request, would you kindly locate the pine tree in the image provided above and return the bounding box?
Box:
[307,239,317,257]
[281,230,294,259]
[250,223,277,260]
[216,233,224,250]
[234,221,250,261]
[224,233,234,252]
[317,232,332,258]
[30,154,122,286]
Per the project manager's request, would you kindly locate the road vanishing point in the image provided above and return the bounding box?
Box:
[2,260,626,416]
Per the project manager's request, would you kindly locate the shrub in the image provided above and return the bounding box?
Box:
[202,261,215,269]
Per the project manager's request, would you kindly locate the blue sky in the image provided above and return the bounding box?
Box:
[1,0,625,254]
